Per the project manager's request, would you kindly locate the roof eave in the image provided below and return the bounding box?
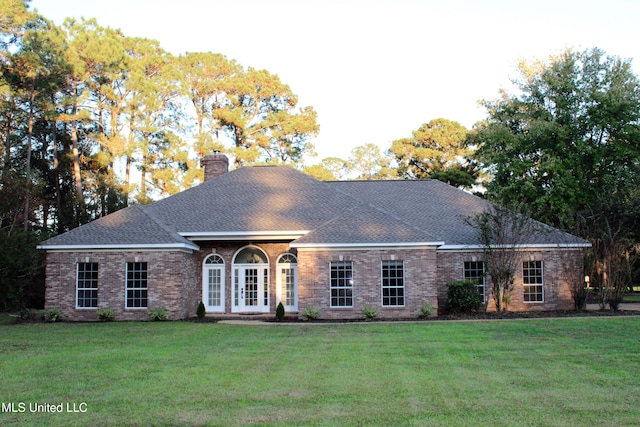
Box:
[291,241,445,250]
[437,243,592,251]
[37,242,200,252]
[180,231,309,241]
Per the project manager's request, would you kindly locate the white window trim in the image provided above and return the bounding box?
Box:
[276,253,298,312]
[125,262,148,309]
[381,260,405,307]
[231,246,270,313]
[76,262,98,309]
[463,260,486,304]
[330,261,354,308]
[203,254,225,313]
[523,260,544,303]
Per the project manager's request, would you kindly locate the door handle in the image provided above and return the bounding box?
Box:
[241,288,244,299]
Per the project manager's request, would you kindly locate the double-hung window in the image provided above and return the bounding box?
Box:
[523,260,544,302]
[126,262,148,308]
[464,261,485,303]
[76,262,98,308]
[330,261,353,307]
[382,260,404,306]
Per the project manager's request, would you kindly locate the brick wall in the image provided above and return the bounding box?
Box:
[436,248,584,313]
[297,247,439,320]
[44,244,584,321]
[44,250,197,321]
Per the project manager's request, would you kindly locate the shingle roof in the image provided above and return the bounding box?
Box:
[328,179,586,246]
[144,166,355,233]
[329,179,489,245]
[39,165,589,249]
[39,204,198,249]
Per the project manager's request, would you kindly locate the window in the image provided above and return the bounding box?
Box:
[76,262,98,308]
[523,260,543,302]
[382,260,404,306]
[203,254,225,312]
[277,254,298,309]
[126,262,148,308]
[330,261,353,307]
[464,261,485,303]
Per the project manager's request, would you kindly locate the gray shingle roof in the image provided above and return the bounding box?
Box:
[39,205,198,249]
[40,165,589,249]
[329,179,586,246]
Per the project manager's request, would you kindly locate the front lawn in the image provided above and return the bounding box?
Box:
[1,318,639,426]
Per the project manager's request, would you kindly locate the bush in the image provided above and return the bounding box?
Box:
[44,307,62,322]
[276,301,285,321]
[300,306,321,321]
[418,302,435,319]
[149,307,169,321]
[447,280,482,313]
[362,304,378,321]
[196,301,206,321]
[97,308,115,322]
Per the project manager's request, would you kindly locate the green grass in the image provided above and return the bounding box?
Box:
[623,294,640,303]
[1,318,640,426]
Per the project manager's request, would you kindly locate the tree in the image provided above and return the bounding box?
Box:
[348,143,395,180]
[466,204,539,312]
[473,48,640,231]
[390,118,477,188]
[177,52,240,161]
[217,67,319,167]
[123,37,187,200]
[10,16,67,230]
[472,47,640,305]
[303,157,350,181]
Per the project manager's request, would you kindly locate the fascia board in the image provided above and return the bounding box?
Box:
[180,231,309,241]
[292,241,445,250]
[437,243,592,251]
[37,243,200,252]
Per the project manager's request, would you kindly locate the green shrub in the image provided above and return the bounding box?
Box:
[447,280,482,313]
[196,301,206,321]
[276,301,285,321]
[149,307,169,321]
[362,304,378,321]
[300,306,321,321]
[418,302,435,319]
[97,308,115,322]
[44,307,62,322]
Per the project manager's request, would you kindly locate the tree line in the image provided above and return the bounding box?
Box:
[2,0,639,310]
[1,1,320,236]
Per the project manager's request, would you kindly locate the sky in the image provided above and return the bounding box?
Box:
[30,0,640,163]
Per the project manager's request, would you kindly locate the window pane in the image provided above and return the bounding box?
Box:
[126,262,148,308]
[76,263,98,308]
[330,261,353,307]
[382,261,404,306]
[464,261,485,303]
[523,261,543,302]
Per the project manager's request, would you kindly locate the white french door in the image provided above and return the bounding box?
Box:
[233,265,270,313]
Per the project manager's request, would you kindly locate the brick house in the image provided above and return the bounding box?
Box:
[38,153,589,321]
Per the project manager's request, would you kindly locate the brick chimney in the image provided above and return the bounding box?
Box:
[202,151,229,181]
